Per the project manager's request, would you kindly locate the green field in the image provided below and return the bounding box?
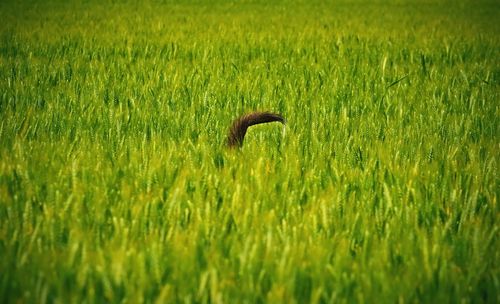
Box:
[1,0,498,303]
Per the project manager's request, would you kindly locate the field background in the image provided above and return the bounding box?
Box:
[0,0,498,303]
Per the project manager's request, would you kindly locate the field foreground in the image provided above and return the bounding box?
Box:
[0,0,498,303]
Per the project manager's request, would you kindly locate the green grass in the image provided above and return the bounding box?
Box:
[1,0,498,303]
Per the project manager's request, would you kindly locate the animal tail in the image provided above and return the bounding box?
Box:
[227,111,285,148]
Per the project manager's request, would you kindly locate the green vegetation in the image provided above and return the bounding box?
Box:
[1,0,498,302]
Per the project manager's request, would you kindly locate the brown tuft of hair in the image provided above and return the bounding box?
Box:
[227,111,285,148]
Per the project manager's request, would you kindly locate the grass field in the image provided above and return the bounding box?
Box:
[0,0,499,303]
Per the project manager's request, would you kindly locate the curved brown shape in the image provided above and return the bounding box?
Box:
[227,111,285,148]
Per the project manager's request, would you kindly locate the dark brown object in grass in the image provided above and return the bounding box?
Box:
[227,111,286,148]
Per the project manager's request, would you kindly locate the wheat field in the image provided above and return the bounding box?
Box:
[0,0,498,303]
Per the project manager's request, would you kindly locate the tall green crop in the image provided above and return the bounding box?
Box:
[1,0,498,303]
